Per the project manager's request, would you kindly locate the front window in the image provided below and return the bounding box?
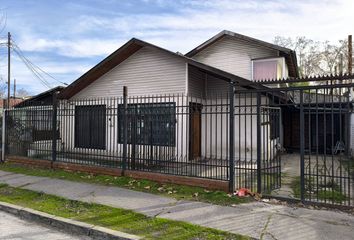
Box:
[118,103,176,146]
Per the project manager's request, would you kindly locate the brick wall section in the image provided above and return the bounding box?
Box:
[6,157,229,192]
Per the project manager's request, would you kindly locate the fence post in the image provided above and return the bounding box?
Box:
[299,90,305,202]
[229,81,235,193]
[122,86,128,175]
[1,109,6,162]
[256,93,262,193]
[51,92,58,166]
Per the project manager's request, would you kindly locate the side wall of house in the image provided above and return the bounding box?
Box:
[347,113,354,156]
[191,36,280,79]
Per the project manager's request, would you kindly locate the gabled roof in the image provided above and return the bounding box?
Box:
[185,30,299,78]
[59,38,266,99]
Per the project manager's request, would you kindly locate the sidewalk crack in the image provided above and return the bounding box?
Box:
[260,213,277,240]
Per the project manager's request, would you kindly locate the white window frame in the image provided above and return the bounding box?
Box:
[251,57,286,81]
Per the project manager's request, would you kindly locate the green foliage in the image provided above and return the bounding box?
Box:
[290,176,348,203]
[0,163,251,206]
[0,185,249,240]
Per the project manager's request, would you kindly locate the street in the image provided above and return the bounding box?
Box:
[0,211,89,240]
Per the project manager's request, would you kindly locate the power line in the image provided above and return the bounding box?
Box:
[11,40,68,86]
[12,47,52,89]
[0,35,69,94]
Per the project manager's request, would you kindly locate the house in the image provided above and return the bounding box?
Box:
[4,31,354,202]
[55,30,298,169]
[6,86,64,157]
[15,86,64,108]
[0,97,24,112]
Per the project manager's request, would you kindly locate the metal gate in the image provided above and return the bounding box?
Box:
[234,75,354,207]
[233,91,282,194]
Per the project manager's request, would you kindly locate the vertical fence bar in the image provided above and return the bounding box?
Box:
[122,86,128,174]
[299,90,305,202]
[1,109,6,162]
[256,92,262,193]
[229,81,235,192]
[51,92,58,165]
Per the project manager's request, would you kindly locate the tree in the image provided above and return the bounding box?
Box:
[274,36,348,77]
[0,76,7,99]
[15,88,30,98]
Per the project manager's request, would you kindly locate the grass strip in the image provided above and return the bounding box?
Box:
[0,183,248,240]
[0,162,250,206]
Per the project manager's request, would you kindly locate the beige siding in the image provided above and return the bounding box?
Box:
[72,46,186,100]
[192,36,279,79]
[188,65,206,98]
[187,64,231,97]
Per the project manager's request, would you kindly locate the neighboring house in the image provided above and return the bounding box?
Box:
[0,97,24,112]
[7,87,64,156]
[15,86,64,108]
[56,31,298,164]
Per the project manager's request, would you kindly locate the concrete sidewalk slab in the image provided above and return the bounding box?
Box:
[0,170,354,240]
[0,174,47,187]
[80,185,177,213]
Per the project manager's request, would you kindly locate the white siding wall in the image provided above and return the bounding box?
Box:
[72,46,186,99]
[187,67,279,161]
[350,113,354,155]
[58,97,190,162]
[200,96,278,161]
[188,65,206,98]
[192,36,279,79]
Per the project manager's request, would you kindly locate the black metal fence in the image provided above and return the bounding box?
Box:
[5,92,231,182]
[3,76,354,207]
[235,76,354,207]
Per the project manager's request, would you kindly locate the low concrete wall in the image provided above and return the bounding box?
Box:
[6,156,229,192]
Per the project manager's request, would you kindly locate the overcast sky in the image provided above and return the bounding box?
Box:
[0,0,353,95]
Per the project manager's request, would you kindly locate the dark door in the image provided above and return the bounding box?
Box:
[189,103,202,160]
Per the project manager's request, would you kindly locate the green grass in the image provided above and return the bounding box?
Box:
[0,184,248,240]
[0,162,251,206]
[260,172,279,194]
[290,176,302,199]
[290,176,348,203]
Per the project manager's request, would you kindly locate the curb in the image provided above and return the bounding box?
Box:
[0,201,141,240]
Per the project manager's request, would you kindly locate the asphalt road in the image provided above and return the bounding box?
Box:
[0,211,90,240]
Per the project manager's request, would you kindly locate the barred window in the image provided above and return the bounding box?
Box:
[118,103,176,146]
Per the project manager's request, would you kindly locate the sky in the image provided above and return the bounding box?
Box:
[0,0,353,95]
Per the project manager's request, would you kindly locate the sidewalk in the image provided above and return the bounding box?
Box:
[0,170,354,240]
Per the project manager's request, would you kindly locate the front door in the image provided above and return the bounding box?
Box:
[189,103,202,160]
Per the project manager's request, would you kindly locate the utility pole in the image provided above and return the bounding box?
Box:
[7,32,10,109]
[13,79,16,99]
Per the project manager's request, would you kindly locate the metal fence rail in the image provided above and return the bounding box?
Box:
[5,93,231,181]
[235,82,354,206]
[3,77,354,207]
